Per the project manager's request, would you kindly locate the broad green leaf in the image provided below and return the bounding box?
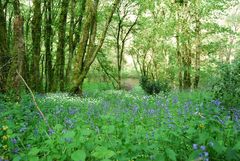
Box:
[92,146,116,159]
[71,150,86,161]
[28,147,40,156]
[54,124,63,131]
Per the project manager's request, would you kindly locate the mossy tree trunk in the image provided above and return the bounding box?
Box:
[44,0,53,92]
[65,0,86,87]
[71,0,120,96]
[55,0,70,91]
[0,0,9,93]
[31,0,42,92]
[193,4,201,89]
[7,0,26,96]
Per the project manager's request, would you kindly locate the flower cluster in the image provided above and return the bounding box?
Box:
[193,144,209,161]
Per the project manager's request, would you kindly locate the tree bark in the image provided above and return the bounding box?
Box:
[176,9,182,91]
[0,0,9,93]
[55,0,70,91]
[44,0,53,92]
[115,2,138,89]
[71,0,120,96]
[183,42,191,89]
[7,0,26,96]
[31,0,42,92]
[193,18,201,88]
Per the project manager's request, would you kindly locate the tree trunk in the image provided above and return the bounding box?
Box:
[7,0,26,96]
[0,0,9,93]
[193,18,201,88]
[55,0,70,91]
[71,0,120,96]
[31,0,42,92]
[176,9,182,91]
[65,0,78,87]
[44,0,53,92]
[183,42,191,89]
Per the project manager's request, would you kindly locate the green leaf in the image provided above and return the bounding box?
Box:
[165,148,177,161]
[188,150,201,161]
[71,150,86,161]
[92,146,116,159]
[54,124,63,131]
[28,147,40,156]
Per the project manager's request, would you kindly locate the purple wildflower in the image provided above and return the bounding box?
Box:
[48,128,55,135]
[11,138,17,144]
[201,145,206,151]
[204,152,209,157]
[69,108,78,115]
[193,144,198,150]
[212,99,221,106]
[19,126,27,133]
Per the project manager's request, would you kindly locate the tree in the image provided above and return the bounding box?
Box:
[31,0,42,91]
[55,0,70,91]
[44,0,53,92]
[0,0,9,93]
[7,0,26,95]
[71,0,120,96]
[114,0,139,89]
[65,0,86,87]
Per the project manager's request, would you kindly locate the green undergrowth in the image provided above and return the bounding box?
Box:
[0,89,240,161]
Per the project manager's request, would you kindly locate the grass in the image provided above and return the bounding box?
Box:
[0,85,240,161]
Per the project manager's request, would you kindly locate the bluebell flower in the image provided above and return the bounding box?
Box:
[172,96,178,104]
[193,144,198,150]
[19,126,27,133]
[149,109,155,115]
[200,145,206,151]
[204,152,209,157]
[27,144,31,148]
[212,99,221,106]
[11,138,17,144]
[69,108,78,115]
[133,106,139,113]
[48,128,55,135]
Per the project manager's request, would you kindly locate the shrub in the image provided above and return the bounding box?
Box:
[140,76,170,95]
[212,59,240,108]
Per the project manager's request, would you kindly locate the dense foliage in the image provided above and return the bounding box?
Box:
[0,89,240,161]
[140,76,170,95]
[212,59,240,108]
[0,0,240,161]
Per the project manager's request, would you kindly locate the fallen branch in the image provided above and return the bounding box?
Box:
[16,71,50,129]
